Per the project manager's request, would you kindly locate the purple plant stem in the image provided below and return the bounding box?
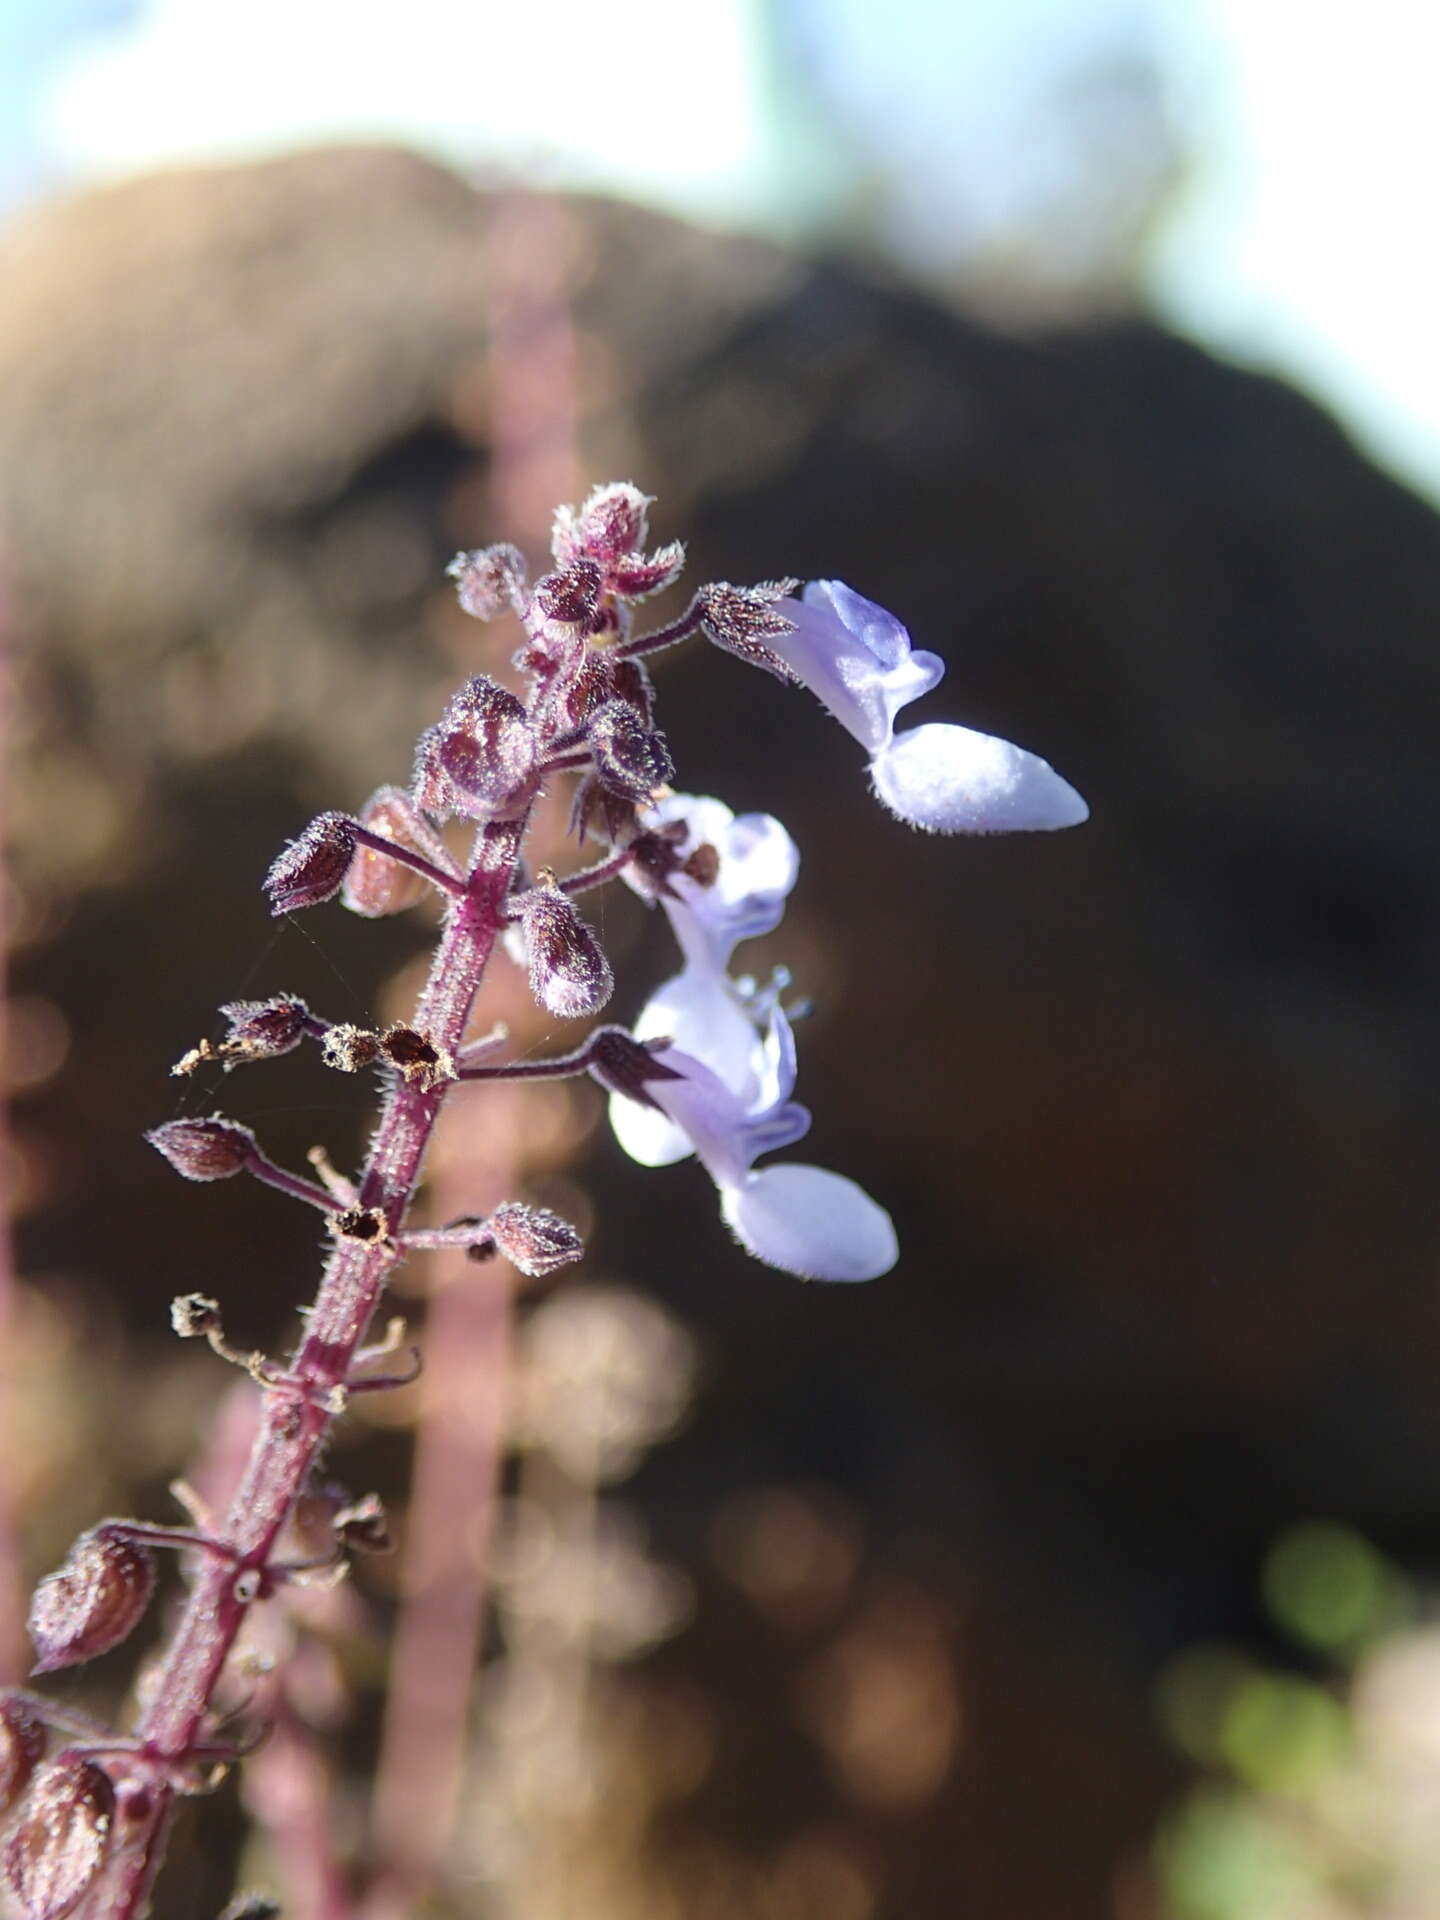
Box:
[87,815,527,1917]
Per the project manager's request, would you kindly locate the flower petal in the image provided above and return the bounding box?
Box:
[643,795,799,970]
[771,590,943,753]
[608,971,761,1167]
[869,723,1088,834]
[721,1164,898,1281]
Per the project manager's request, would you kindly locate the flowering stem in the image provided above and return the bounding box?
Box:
[93,815,527,1916]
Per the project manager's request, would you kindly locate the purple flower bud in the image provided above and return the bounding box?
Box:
[611,542,685,600]
[0,1700,45,1814]
[587,700,674,801]
[695,581,800,681]
[433,678,535,815]
[147,1116,256,1181]
[552,486,685,600]
[515,886,613,1019]
[342,789,431,917]
[4,1758,114,1920]
[555,482,652,565]
[559,650,655,731]
[486,1201,585,1277]
[264,812,357,915]
[218,995,310,1060]
[529,559,604,650]
[447,542,527,619]
[28,1526,157,1674]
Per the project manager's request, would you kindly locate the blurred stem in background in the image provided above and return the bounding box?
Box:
[0,568,32,1684]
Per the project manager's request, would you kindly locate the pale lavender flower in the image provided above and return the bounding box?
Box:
[597,1008,897,1283]
[773,581,1088,834]
[613,795,798,1168]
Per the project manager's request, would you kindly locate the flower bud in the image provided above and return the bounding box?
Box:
[147,1116,256,1181]
[528,560,604,651]
[557,482,651,562]
[435,678,535,814]
[342,788,430,917]
[515,886,613,1019]
[218,995,311,1060]
[28,1526,157,1674]
[611,541,685,600]
[4,1758,114,1920]
[264,812,357,915]
[696,580,799,682]
[587,700,674,801]
[0,1701,45,1814]
[487,1201,585,1277]
[447,542,526,619]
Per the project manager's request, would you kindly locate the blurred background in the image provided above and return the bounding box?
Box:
[5,2,1440,1916]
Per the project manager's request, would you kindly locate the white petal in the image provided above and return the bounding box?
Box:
[869,724,1089,834]
[609,972,760,1167]
[720,1164,898,1282]
[608,1089,693,1167]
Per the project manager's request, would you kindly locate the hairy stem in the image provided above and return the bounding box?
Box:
[91,816,526,1916]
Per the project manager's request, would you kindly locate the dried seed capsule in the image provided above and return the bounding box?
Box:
[333,1493,392,1554]
[587,700,674,801]
[342,788,431,917]
[487,1201,585,1277]
[264,812,357,915]
[4,1758,114,1920]
[146,1116,256,1181]
[218,995,311,1059]
[170,1293,221,1338]
[321,1025,382,1073]
[0,1700,45,1814]
[515,887,613,1020]
[28,1526,157,1674]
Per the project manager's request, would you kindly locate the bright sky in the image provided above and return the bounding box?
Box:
[11,0,1440,504]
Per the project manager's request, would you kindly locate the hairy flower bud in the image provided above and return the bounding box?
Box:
[588,701,674,801]
[611,541,685,600]
[147,1116,256,1181]
[487,1201,585,1277]
[218,995,311,1060]
[342,788,431,917]
[448,542,526,619]
[264,812,357,915]
[555,483,651,564]
[437,678,535,814]
[529,559,604,651]
[4,1758,114,1920]
[696,581,800,681]
[0,1701,45,1814]
[515,886,613,1019]
[28,1526,157,1674]
[552,485,685,599]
